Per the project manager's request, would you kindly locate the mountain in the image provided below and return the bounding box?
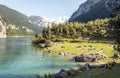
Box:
[106,0,120,15]
[0,5,36,37]
[69,0,114,23]
[43,16,68,25]
[29,15,68,27]
[28,16,47,34]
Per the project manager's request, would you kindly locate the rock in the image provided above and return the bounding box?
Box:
[69,0,111,22]
[74,52,107,62]
[64,52,68,56]
[80,63,91,71]
[68,69,78,76]
[84,63,90,71]
[69,0,102,21]
[61,46,65,48]
[106,0,120,14]
[59,52,65,56]
[0,16,7,38]
[54,69,68,78]
[76,46,81,48]
[113,53,120,59]
[48,50,52,53]
[74,54,85,62]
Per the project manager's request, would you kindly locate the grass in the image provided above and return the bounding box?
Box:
[43,42,114,58]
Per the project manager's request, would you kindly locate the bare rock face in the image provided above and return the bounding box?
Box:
[0,16,7,38]
[106,0,120,14]
[69,0,101,21]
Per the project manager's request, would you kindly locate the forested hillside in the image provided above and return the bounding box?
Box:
[0,5,36,36]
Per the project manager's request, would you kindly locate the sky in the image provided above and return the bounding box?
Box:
[0,0,86,18]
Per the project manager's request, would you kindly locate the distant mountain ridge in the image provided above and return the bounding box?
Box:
[29,16,68,27]
[69,0,114,22]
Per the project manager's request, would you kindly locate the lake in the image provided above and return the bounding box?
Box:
[0,38,77,78]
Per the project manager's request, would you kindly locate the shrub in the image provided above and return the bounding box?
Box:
[45,40,53,47]
[38,34,43,39]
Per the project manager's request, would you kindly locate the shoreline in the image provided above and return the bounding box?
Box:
[0,36,34,38]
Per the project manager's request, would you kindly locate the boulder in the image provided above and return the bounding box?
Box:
[68,69,78,76]
[61,46,65,48]
[53,69,68,78]
[74,52,107,62]
[113,53,120,59]
[59,52,65,56]
[48,50,52,53]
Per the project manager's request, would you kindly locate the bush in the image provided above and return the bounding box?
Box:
[32,38,46,44]
[38,34,43,39]
[45,40,53,47]
[39,44,45,48]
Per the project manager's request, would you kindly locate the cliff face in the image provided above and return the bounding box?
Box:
[69,0,120,22]
[0,16,7,38]
[69,0,101,21]
[106,0,120,14]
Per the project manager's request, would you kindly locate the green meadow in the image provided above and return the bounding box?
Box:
[43,42,114,57]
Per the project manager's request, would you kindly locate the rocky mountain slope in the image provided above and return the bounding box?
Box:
[106,0,120,15]
[0,16,7,38]
[69,0,119,23]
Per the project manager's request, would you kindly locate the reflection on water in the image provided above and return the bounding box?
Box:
[0,38,77,78]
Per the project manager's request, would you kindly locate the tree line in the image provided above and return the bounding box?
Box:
[41,18,113,40]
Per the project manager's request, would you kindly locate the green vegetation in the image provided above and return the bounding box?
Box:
[40,18,113,41]
[33,11,120,53]
[43,42,114,58]
[0,5,31,27]
[110,14,120,52]
[6,27,34,36]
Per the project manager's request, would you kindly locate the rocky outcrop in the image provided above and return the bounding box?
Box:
[106,0,120,14]
[74,51,107,62]
[0,16,7,38]
[53,69,68,78]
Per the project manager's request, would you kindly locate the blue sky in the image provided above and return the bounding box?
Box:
[0,0,86,18]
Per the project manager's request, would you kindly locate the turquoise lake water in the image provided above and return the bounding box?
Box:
[0,38,77,78]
